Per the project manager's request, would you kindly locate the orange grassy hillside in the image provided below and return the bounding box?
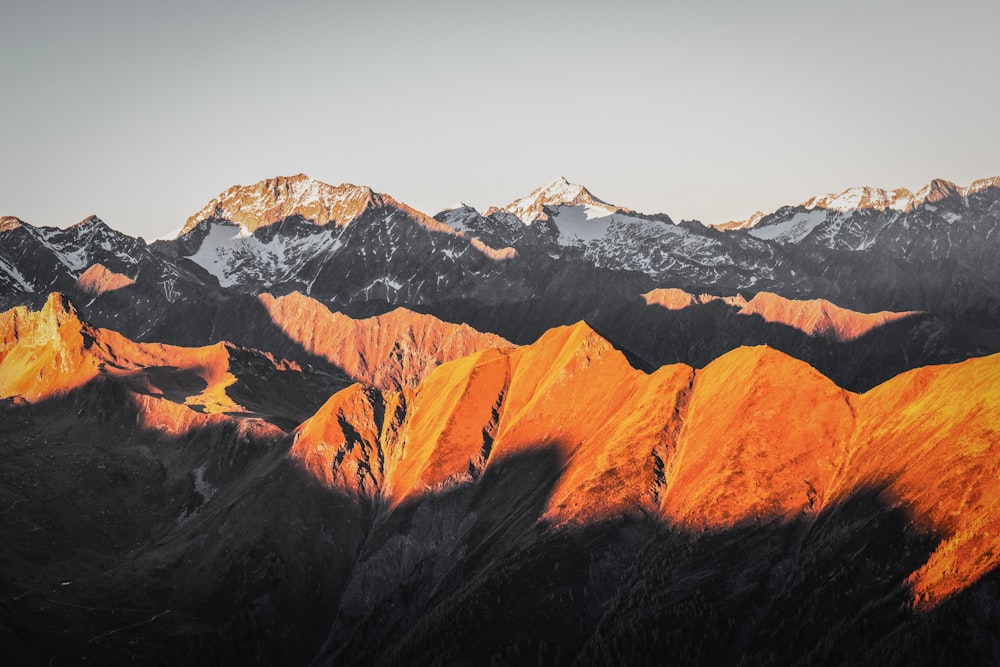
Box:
[293,320,1000,607]
[0,293,321,430]
[642,288,918,341]
[258,291,513,389]
[838,356,1000,606]
[75,263,136,296]
[659,345,856,528]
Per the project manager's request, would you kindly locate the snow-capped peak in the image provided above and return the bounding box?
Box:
[913,178,963,206]
[803,186,916,214]
[531,176,588,204]
[969,176,1000,193]
[718,176,997,233]
[500,177,612,224]
[801,178,985,215]
[180,174,378,236]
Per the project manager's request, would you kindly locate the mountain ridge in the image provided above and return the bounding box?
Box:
[288,313,1000,616]
[4,171,1000,665]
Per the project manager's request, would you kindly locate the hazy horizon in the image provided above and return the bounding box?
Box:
[3,0,998,238]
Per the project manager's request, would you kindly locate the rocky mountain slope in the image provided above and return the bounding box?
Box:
[292,321,1000,665]
[718,177,1000,323]
[155,175,518,302]
[180,174,390,235]
[0,214,212,311]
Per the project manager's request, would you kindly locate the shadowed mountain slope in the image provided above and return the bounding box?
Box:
[2,301,999,664]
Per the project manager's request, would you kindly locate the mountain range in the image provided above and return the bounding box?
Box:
[2,173,1000,665]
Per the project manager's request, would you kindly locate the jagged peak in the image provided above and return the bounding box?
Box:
[536,319,603,343]
[969,176,1000,193]
[522,320,620,366]
[501,177,612,224]
[714,210,767,231]
[42,291,80,321]
[181,174,378,235]
[0,293,87,363]
[0,215,26,232]
[914,177,962,205]
[0,292,82,330]
[257,291,513,390]
[262,290,511,341]
[802,185,916,214]
[70,214,108,230]
[801,177,979,214]
[718,175,996,230]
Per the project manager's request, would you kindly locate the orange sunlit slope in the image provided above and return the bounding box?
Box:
[643,288,918,341]
[4,294,997,609]
[75,263,136,296]
[294,320,1000,606]
[659,345,855,527]
[840,357,1000,605]
[258,291,513,389]
[0,293,235,410]
[0,293,304,434]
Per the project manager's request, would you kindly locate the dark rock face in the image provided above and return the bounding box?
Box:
[0,386,368,666]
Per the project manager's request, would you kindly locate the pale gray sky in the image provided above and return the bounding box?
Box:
[2,0,998,237]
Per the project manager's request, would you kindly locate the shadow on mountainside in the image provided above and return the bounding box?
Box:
[0,381,370,666]
[319,477,1000,667]
[3,382,1000,665]
[403,294,1000,392]
[71,288,356,391]
[599,296,1000,392]
[317,445,568,666]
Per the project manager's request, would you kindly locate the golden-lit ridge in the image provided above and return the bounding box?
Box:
[293,320,1000,607]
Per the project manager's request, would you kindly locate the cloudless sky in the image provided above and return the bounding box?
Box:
[2,0,998,238]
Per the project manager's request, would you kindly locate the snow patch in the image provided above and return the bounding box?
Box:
[749,210,827,243]
[58,247,89,272]
[22,226,92,273]
[192,464,215,503]
[0,255,34,290]
[550,204,618,243]
[187,223,250,286]
[185,221,343,287]
[504,177,594,224]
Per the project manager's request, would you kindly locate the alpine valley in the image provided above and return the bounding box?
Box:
[2,174,1000,665]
